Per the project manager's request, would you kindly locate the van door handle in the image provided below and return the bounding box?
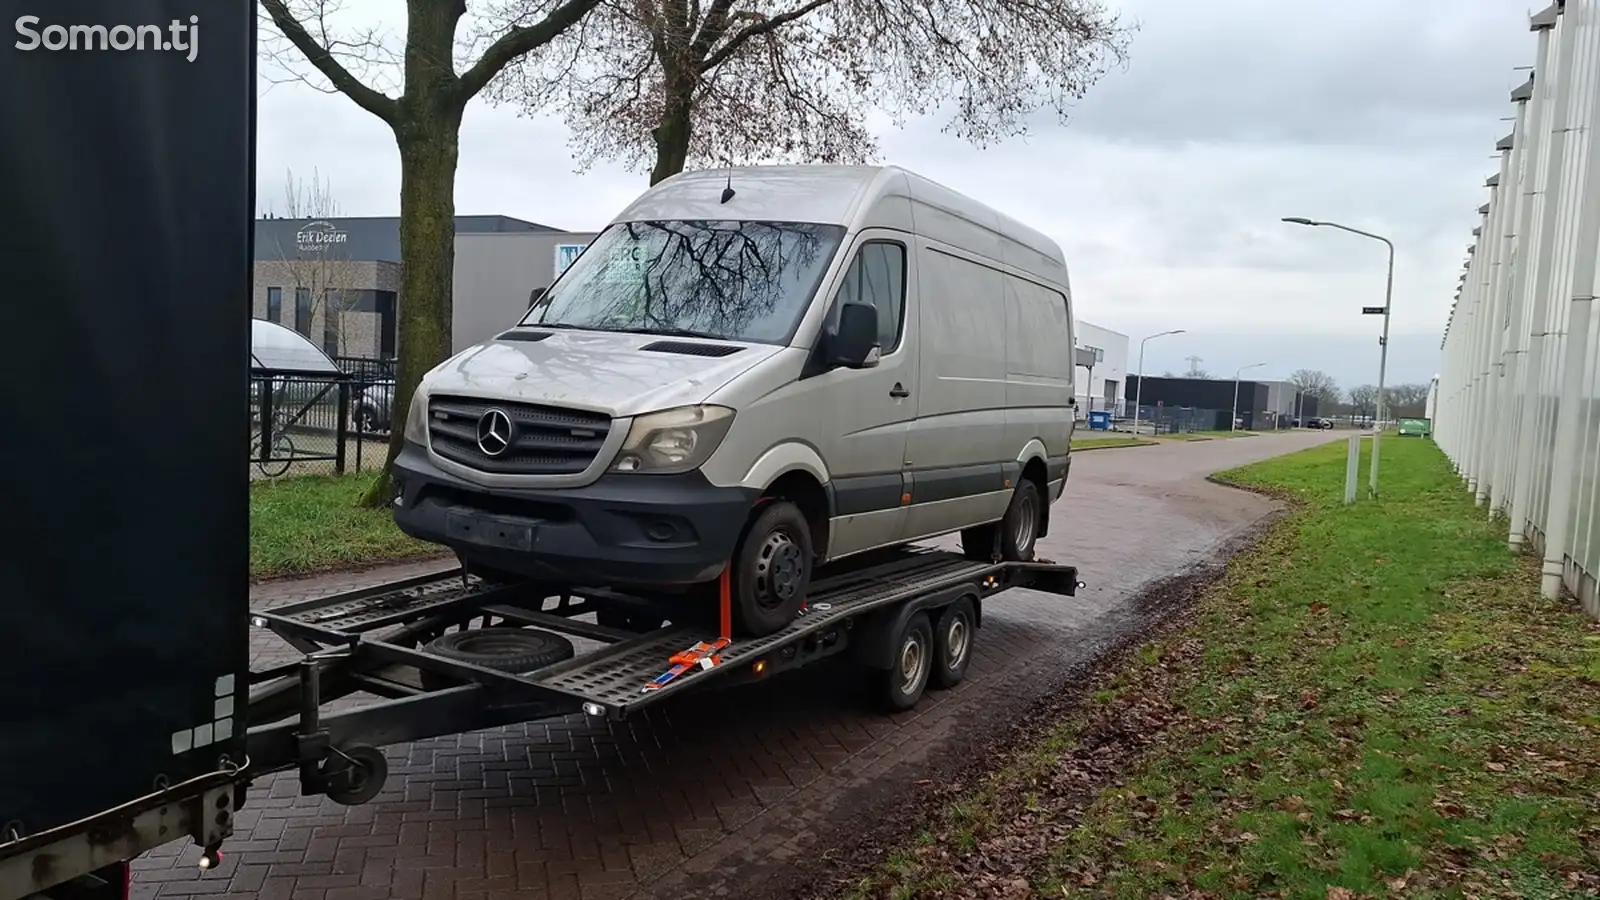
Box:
[889,383,910,398]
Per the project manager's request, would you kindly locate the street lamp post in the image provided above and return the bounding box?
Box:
[1233,362,1266,432]
[1131,329,1186,436]
[1283,216,1395,497]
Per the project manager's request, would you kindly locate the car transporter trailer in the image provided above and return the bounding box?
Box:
[240,547,1082,815]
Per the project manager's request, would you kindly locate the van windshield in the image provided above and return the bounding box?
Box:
[522,220,846,344]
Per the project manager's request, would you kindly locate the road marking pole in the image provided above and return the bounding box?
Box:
[1345,434,1360,506]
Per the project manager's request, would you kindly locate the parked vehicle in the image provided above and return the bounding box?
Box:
[389,165,1078,637]
[352,378,394,435]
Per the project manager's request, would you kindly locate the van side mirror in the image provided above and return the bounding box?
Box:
[528,286,547,308]
[830,302,881,369]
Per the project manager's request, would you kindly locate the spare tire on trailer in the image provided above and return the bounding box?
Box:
[420,627,576,690]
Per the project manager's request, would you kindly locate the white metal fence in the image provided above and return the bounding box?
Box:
[1436,0,1600,620]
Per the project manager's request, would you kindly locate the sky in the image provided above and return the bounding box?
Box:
[254,0,1536,392]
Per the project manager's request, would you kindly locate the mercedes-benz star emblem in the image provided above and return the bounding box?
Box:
[476,408,514,457]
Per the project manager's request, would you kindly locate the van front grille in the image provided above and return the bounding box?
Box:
[427,395,612,475]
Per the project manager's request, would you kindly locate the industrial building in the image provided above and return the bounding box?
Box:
[1123,374,1319,431]
[251,215,597,359]
[1074,320,1128,415]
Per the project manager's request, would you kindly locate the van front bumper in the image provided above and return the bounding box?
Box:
[390,442,759,586]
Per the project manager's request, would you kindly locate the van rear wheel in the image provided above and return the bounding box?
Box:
[960,479,1041,562]
[730,500,813,637]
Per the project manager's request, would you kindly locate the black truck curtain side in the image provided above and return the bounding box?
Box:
[0,0,254,836]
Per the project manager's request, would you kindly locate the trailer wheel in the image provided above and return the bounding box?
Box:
[324,745,387,806]
[873,611,933,713]
[929,598,976,690]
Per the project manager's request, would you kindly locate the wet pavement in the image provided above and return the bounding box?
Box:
[132,430,1340,900]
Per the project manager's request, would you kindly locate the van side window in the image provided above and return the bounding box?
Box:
[835,241,906,353]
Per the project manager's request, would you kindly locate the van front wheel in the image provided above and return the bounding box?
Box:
[730,500,813,637]
[960,479,1041,563]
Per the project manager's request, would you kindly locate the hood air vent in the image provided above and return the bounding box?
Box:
[496,329,554,343]
[639,340,741,358]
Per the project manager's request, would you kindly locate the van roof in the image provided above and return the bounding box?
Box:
[612,164,1065,270]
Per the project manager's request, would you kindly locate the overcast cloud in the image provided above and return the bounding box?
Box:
[255,0,1534,390]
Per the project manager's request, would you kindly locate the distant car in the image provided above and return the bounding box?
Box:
[352,379,394,435]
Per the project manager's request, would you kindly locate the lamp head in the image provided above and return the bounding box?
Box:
[1281,216,1317,226]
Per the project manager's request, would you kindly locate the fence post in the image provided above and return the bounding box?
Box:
[335,381,349,475]
[1344,434,1360,506]
[258,378,274,464]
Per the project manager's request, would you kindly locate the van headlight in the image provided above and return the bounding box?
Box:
[402,385,430,445]
[610,405,735,475]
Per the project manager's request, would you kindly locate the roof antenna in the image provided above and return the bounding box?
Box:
[720,169,736,204]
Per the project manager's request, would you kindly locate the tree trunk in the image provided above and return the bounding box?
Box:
[359,124,461,508]
[649,86,694,186]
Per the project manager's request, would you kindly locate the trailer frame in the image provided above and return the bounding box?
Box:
[241,547,1082,804]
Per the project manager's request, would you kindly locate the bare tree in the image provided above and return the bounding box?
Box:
[258,0,604,507]
[484,0,1133,184]
[1384,383,1430,418]
[1288,368,1340,405]
[1347,384,1379,421]
[263,168,357,356]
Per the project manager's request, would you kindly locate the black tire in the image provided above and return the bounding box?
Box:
[873,611,934,713]
[730,501,813,637]
[324,744,387,806]
[959,478,1042,562]
[352,404,379,436]
[422,626,575,676]
[929,598,976,690]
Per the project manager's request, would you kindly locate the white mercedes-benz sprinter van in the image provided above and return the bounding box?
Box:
[391,165,1077,636]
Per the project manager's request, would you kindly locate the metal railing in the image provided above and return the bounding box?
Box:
[249,357,395,480]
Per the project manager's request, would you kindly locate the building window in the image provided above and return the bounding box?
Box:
[265,287,282,323]
[294,287,312,337]
[322,289,341,358]
[375,291,397,359]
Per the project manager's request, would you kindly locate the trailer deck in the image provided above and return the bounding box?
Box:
[242,548,1081,805]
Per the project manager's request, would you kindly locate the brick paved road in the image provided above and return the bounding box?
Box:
[133,431,1340,900]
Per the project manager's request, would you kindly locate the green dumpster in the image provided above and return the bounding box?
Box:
[1398,417,1432,437]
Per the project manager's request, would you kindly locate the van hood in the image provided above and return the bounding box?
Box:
[421,329,781,418]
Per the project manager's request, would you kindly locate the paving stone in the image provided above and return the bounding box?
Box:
[137,432,1337,899]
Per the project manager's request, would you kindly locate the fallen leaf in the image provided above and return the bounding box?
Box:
[1328,887,1355,900]
[1485,762,1506,773]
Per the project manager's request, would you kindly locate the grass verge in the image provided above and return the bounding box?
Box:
[251,471,442,580]
[840,438,1600,900]
[1073,435,1157,450]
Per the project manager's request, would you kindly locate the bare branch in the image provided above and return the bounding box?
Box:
[260,0,400,123]
[457,0,610,102]
[699,0,836,72]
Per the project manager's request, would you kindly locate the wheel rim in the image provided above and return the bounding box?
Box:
[945,615,969,668]
[754,529,805,610]
[899,632,927,694]
[1012,491,1038,552]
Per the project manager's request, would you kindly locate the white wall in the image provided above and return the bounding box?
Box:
[1436,2,1598,620]
[1074,319,1129,414]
